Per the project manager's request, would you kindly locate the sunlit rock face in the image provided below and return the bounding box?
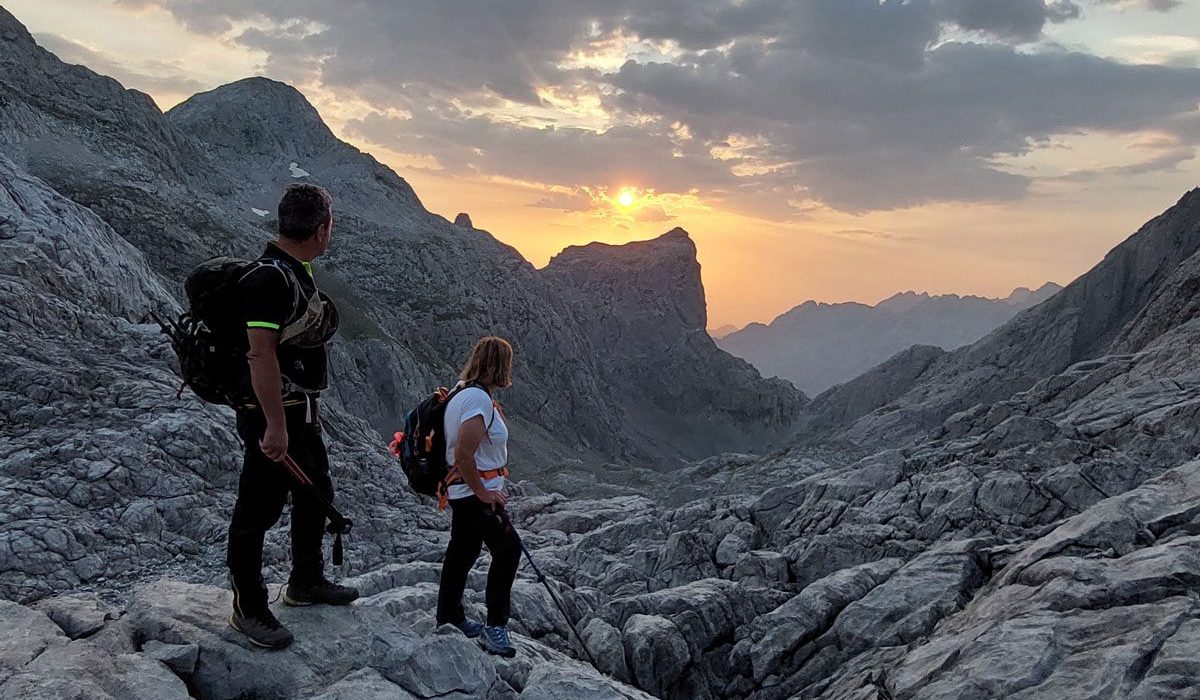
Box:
[5,5,1200,699]
[542,228,805,462]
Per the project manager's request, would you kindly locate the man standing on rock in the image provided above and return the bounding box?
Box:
[227,183,359,650]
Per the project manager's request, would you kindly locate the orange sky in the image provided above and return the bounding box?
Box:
[387,144,1197,329]
[7,0,1200,329]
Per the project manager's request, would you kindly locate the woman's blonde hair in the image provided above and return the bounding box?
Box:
[460,336,513,389]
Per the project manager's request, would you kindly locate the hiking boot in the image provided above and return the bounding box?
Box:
[450,618,485,639]
[480,625,517,657]
[283,578,360,607]
[229,609,294,650]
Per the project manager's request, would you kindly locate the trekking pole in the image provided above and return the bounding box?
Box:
[281,454,352,566]
[499,510,599,668]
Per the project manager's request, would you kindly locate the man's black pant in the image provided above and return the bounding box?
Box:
[437,496,521,627]
[227,398,333,617]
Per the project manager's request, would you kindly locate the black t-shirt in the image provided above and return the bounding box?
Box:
[238,243,329,398]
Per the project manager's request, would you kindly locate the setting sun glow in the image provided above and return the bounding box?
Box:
[616,189,636,208]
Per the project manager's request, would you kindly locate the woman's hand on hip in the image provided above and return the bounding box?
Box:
[477,489,507,508]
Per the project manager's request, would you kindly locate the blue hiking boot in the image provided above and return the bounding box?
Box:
[453,618,485,639]
[480,625,517,657]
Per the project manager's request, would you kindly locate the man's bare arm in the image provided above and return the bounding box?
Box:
[247,328,287,461]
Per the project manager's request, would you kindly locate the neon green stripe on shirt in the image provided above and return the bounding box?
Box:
[246,321,281,330]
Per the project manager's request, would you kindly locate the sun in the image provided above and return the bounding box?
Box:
[616,188,637,208]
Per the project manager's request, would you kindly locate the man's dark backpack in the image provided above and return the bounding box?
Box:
[390,383,488,497]
[152,256,299,406]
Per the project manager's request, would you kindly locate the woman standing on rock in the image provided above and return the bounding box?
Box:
[436,336,520,658]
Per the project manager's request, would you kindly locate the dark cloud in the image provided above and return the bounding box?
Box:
[937,0,1053,42]
[933,0,1085,42]
[618,0,789,50]
[1047,1,1085,22]
[141,0,616,106]
[131,0,1200,214]
[1093,0,1182,11]
[609,40,1200,209]
[346,107,738,195]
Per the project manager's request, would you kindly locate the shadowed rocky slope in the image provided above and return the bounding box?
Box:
[5,5,1200,699]
[719,284,1062,395]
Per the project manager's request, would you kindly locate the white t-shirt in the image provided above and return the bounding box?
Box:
[443,384,508,500]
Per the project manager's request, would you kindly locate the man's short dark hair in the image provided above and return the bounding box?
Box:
[277,183,333,241]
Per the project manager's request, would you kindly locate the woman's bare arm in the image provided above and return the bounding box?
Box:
[454,415,506,506]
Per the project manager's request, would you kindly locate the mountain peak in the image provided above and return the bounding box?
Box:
[878,291,932,313]
[547,227,697,268]
[1005,281,1063,306]
[544,227,707,331]
[178,76,318,116]
[167,77,337,159]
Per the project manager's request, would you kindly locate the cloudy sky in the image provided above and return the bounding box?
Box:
[11,0,1200,328]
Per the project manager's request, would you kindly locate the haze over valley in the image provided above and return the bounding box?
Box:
[718,283,1064,395]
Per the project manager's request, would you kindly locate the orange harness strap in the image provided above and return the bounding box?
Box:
[437,466,510,510]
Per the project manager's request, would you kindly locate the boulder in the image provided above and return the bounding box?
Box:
[651,532,719,591]
[519,662,656,699]
[731,551,788,587]
[34,592,120,639]
[0,601,66,683]
[622,614,690,696]
[310,668,417,700]
[581,617,631,684]
[0,641,189,700]
[374,632,499,699]
[142,640,199,676]
[714,531,751,568]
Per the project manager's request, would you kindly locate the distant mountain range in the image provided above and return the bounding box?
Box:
[717,283,1063,395]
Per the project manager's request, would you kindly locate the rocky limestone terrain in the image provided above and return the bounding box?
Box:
[6,5,1200,699]
[719,284,1062,396]
[0,575,655,700]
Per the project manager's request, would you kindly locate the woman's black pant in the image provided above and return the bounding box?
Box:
[437,496,521,627]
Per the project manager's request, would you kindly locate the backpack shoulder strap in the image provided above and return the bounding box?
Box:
[445,381,498,431]
[242,258,307,329]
